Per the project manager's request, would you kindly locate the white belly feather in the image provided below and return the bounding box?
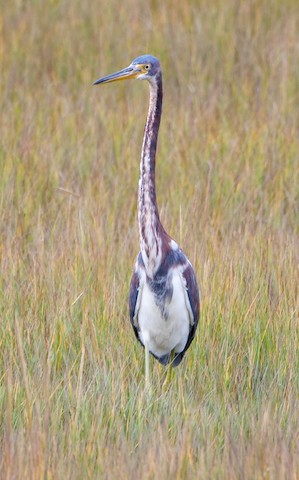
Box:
[136,269,191,357]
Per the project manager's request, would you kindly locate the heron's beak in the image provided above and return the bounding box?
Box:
[93,65,140,85]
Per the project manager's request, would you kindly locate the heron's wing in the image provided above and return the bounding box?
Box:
[129,270,139,337]
[182,262,200,350]
[129,257,143,342]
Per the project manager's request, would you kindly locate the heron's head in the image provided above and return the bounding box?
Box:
[93,55,161,86]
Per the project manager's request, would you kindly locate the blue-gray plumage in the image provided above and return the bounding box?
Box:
[94,55,200,382]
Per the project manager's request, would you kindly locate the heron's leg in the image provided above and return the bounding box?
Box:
[162,350,175,387]
[145,342,150,388]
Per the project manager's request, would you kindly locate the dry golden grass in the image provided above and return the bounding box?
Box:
[0,0,298,478]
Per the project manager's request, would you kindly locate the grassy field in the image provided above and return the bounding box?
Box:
[1,0,298,478]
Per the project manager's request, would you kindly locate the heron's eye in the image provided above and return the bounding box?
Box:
[144,64,150,70]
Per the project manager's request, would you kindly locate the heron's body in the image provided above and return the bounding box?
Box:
[130,248,198,366]
[94,55,200,375]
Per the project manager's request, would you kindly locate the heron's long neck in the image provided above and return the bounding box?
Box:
[138,73,169,276]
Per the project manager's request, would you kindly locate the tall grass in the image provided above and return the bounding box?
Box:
[0,0,298,478]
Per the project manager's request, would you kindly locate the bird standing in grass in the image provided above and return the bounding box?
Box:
[94,55,200,385]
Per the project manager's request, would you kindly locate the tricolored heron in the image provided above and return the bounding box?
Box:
[94,55,200,385]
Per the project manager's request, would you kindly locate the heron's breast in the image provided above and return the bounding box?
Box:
[137,270,190,355]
